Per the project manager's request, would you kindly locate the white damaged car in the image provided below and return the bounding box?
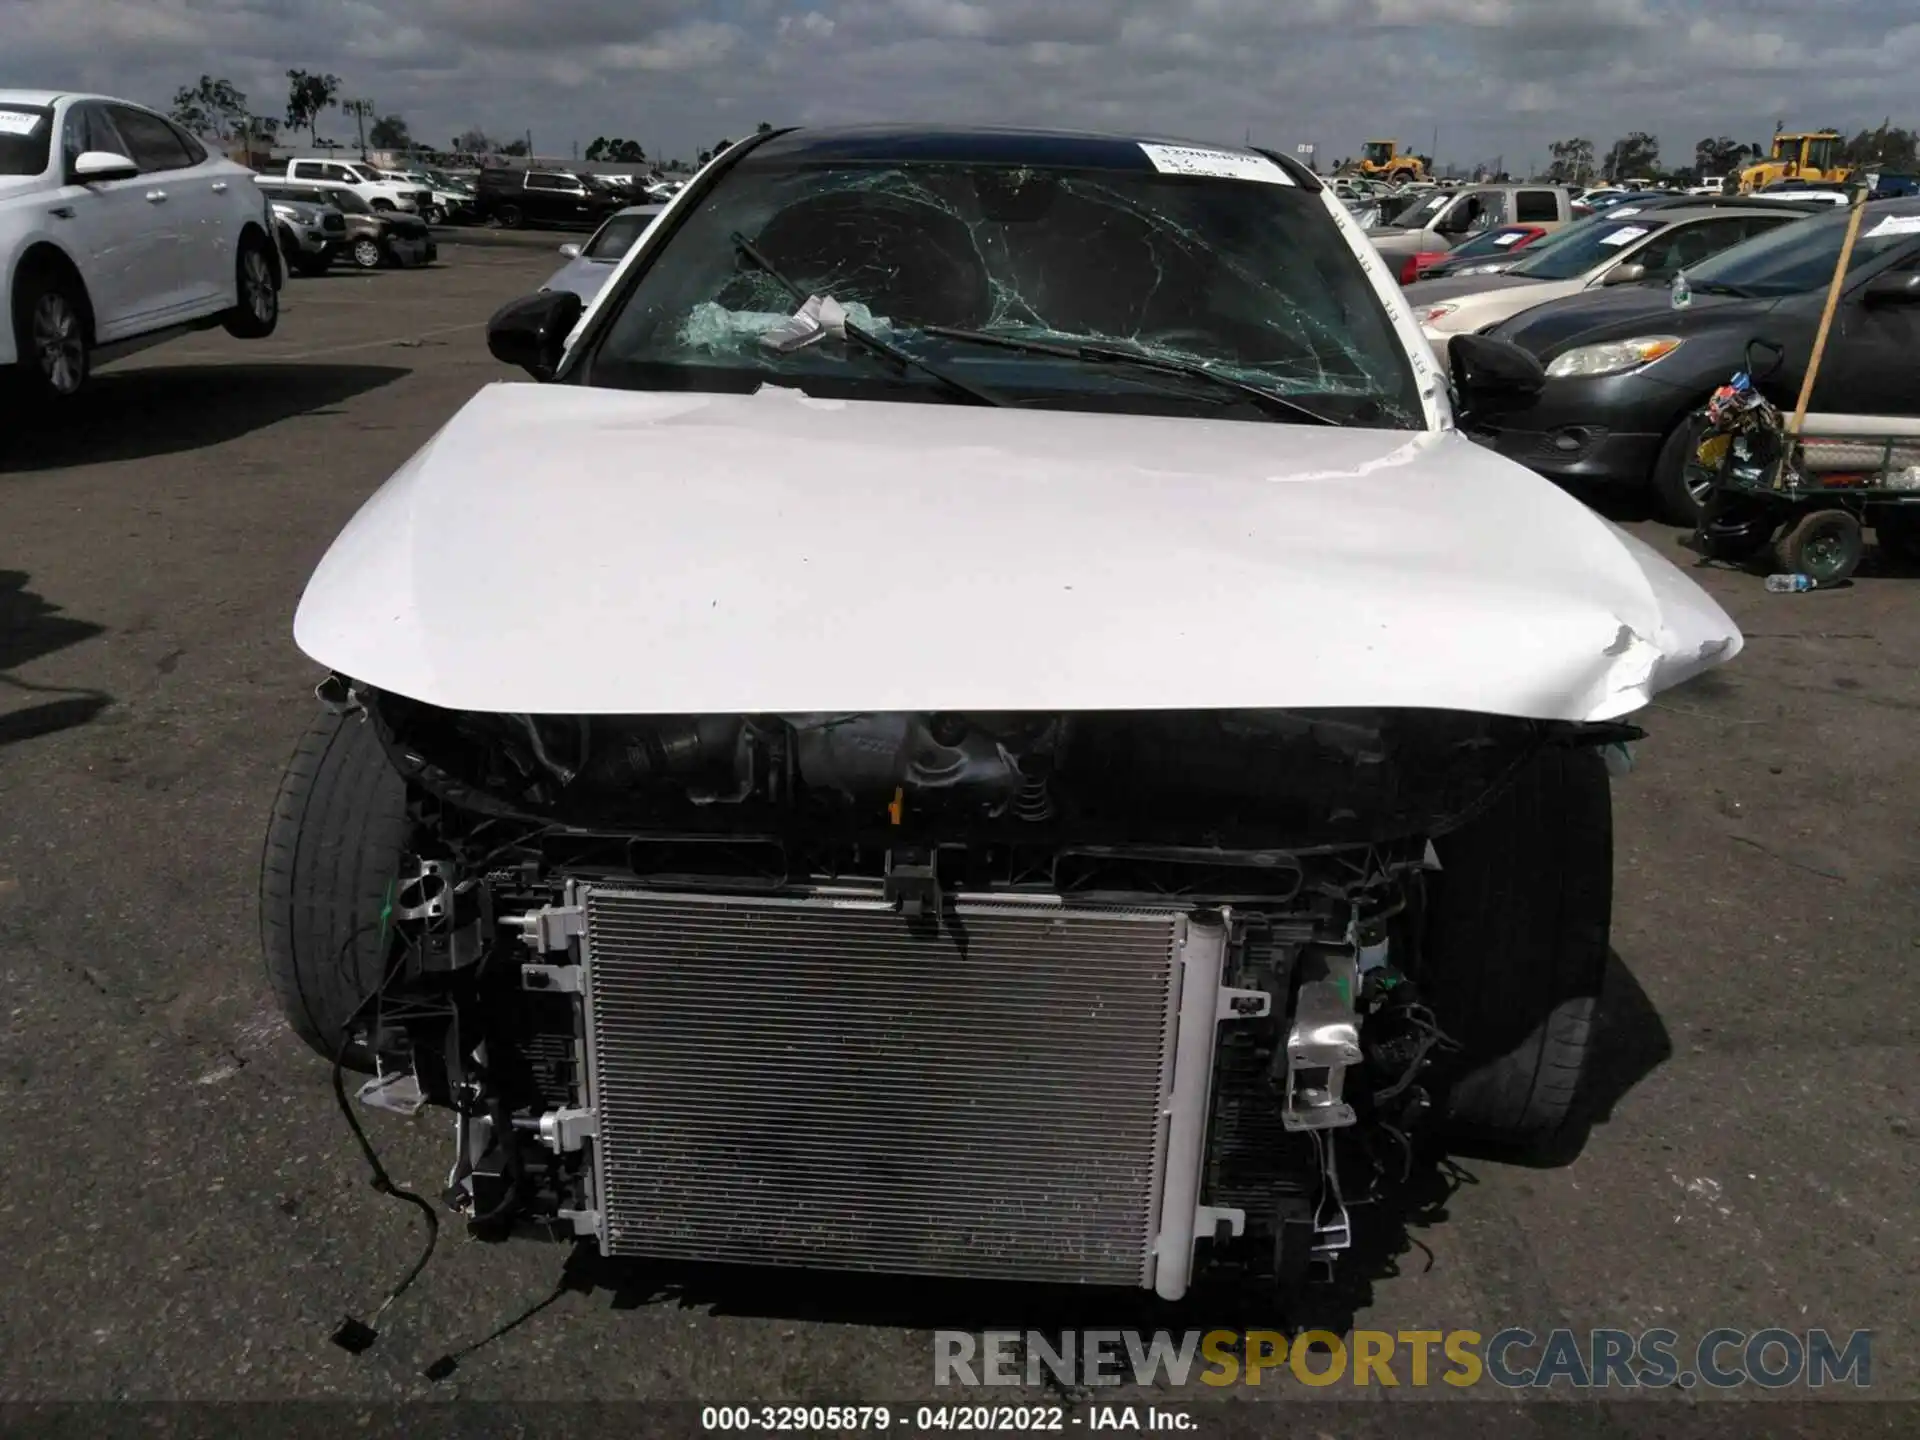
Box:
[266,126,1739,1305]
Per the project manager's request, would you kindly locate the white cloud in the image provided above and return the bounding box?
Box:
[1,0,1913,170]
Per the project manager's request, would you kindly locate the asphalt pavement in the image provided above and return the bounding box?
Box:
[0,245,1915,1423]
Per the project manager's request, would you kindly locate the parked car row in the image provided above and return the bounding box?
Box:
[255,177,438,271]
[1438,198,1920,522]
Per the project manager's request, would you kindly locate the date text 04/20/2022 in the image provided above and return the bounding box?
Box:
[701,1407,1191,1431]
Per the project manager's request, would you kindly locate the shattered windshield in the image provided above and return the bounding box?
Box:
[582,158,1424,427]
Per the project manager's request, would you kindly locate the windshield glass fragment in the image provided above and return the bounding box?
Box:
[586,159,1424,427]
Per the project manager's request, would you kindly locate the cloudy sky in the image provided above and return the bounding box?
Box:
[5,0,1916,169]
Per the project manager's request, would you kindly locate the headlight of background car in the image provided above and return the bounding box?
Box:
[1544,335,1684,379]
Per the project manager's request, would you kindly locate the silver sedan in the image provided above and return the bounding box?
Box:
[540,204,666,302]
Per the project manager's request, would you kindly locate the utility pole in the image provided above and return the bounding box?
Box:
[343,99,374,160]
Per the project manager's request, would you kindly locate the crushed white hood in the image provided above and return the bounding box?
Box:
[293,382,1741,720]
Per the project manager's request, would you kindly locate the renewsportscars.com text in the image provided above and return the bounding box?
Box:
[934,1328,1874,1391]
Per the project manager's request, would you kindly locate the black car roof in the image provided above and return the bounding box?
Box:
[742,124,1320,186]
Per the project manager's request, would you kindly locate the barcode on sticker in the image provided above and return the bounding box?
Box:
[0,111,44,137]
[1139,143,1291,185]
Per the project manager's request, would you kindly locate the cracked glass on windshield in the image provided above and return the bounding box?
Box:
[581,157,1424,427]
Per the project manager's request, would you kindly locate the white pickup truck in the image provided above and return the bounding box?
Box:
[282,157,429,214]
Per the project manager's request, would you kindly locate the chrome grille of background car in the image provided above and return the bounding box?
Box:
[576,888,1193,1288]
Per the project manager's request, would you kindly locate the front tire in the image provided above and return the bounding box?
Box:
[260,706,411,1070]
[222,231,280,339]
[1422,747,1612,1149]
[1651,412,1713,525]
[11,265,91,402]
[426,204,448,226]
[350,236,384,270]
[499,203,524,228]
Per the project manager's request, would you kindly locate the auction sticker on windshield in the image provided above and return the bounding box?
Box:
[1601,226,1650,246]
[1139,143,1292,185]
[1610,207,1642,217]
[1493,232,1527,246]
[0,112,44,135]
[1865,214,1920,237]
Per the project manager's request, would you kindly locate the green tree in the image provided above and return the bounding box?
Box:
[1692,136,1745,180]
[369,113,411,151]
[1840,122,1918,171]
[285,70,342,147]
[585,135,609,161]
[1545,137,1595,185]
[501,138,529,157]
[170,75,249,142]
[755,120,774,134]
[1602,131,1660,182]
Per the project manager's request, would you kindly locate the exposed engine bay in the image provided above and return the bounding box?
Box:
[332,680,1633,1299]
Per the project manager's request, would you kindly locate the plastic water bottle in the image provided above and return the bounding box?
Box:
[1765,573,1816,593]
[1671,270,1692,310]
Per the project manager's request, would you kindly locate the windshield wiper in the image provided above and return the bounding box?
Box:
[916,325,1342,426]
[726,232,1009,408]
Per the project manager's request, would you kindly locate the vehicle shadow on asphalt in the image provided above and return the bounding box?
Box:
[0,363,408,472]
[0,569,112,748]
[436,952,1672,1375]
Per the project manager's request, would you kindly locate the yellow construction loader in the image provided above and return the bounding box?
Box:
[1737,131,1852,192]
[1348,140,1430,186]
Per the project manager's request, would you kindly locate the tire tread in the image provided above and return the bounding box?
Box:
[1425,748,1612,1146]
[258,707,409,1068]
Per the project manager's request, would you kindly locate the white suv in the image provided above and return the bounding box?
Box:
[2,89,280,402]
[283,158,429,214]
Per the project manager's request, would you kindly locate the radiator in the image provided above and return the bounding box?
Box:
[573,886,1242,1296]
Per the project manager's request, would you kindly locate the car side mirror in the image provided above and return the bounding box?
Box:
[1602,262,1648,287]
[1450,333,1547,411]
[72,151,140,183]
[1863,271,1920,305]
[558,243,582,258]
[487,289,584,380]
